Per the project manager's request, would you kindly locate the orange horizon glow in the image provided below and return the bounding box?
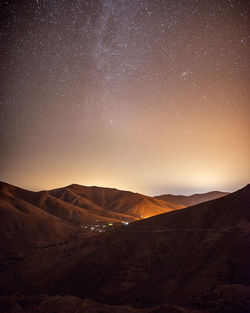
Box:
[0,1,249,196]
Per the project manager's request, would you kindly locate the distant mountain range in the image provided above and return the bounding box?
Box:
[0,181,228,255]
[1,181,248,313]
[155,190,229,207]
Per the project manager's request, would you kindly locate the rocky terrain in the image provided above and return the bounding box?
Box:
[0,183,249,312]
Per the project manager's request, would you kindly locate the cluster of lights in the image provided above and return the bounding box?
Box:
[81,220,129,232]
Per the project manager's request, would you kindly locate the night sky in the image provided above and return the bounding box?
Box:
[0,0,249,195]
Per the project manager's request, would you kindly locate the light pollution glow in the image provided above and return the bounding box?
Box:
[0,0,249,195]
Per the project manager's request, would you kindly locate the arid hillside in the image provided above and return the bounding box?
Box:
[156,190,229,207]
[0,181,181,255]
[1,184,249,313]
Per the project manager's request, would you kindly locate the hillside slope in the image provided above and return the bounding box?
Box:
[0,181,182,255]
[54,185,250,306]
[50,184,182,219]
[0,182,183,230]
[1,184,249,313]
[156,190,229,207]
[0,182,78,256]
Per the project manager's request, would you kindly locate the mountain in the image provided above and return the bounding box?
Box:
[0,182,228,241]
[46,185,250,306]
[156,190,229,207]
[49,183,183,220]
[0,182,79,256]
[0,181,182,255]
[0,182,183,227]
[1,184,249,313]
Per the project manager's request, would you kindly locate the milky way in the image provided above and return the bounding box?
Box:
[0,0,249,195]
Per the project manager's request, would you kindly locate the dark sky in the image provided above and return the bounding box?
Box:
[0,0,249,195]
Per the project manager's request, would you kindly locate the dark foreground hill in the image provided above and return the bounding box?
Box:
[0,184,249,313]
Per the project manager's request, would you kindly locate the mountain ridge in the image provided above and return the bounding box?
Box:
[156,190,229,207]
[0,183,249,312]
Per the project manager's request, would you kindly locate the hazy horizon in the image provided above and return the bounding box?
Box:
[1,178,244,197]
[1,0,249,197]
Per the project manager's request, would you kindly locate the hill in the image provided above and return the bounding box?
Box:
[0,182,79,256]
[1,184,249,313]
[49,185,250,307]
[0,182,183,229]
[0,181,182,255]
[156,190,229,207]
[49,183,182,219]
